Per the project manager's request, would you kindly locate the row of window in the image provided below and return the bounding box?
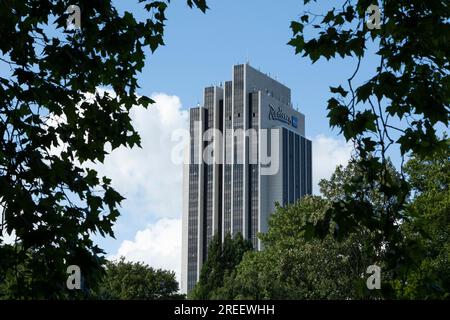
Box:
[282,128,313,206]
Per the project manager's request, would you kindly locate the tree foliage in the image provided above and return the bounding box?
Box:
[189,233,252,300]
[289,0,449,159]
[214,150,450,299]
[396,143,450,298]
[0,0,206,298]
[215,164,385,299]
[95,258,183,300]
[287,0,449,289]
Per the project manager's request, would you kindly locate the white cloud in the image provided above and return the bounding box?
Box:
[0,230,16,245]
[110,218,182,283]
[312,134,352,194]
[96,93,188,221]
[98,93,187,286]
[0,203,16,245]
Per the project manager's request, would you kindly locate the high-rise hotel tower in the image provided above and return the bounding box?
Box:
[181,64,312,292]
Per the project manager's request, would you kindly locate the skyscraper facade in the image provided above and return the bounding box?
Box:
[181,64,312,293]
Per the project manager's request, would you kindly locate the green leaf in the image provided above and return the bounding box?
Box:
[186,0,208,12]
[290,21,304,35]
[330,85,348,97]
[356,82,373,102]
[138,95,154,108]
[288,35,305,54]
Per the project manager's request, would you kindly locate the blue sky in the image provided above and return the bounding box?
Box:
[114,0,381,139]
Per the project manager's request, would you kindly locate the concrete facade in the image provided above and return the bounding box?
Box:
[181,64,312,293]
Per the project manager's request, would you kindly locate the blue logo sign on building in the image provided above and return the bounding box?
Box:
[291,116,298,128]
[269,104,298,129]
